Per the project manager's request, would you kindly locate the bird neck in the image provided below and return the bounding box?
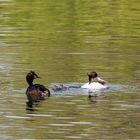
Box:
[27,80,33,86]
[26,76,34,86]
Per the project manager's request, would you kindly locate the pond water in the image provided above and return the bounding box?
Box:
[0,0,140,139]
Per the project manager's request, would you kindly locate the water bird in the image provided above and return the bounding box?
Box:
[26,71,50,102]
[81,71,108,90]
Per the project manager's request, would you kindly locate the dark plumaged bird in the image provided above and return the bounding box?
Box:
[26,71,50,102]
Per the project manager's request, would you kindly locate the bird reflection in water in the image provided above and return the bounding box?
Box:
[88,90,106,103]
[26,100,39,112]
[26,101,38,111]
[88,94,98,103]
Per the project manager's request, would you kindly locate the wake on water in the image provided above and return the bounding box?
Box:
[48,83,135,95]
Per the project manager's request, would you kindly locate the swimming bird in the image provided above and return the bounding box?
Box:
[81,71,108,90]
[26,71,50,102]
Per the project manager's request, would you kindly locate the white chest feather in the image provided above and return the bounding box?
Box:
[81,82,108,90]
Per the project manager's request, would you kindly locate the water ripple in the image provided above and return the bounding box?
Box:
[70,121,92,125]
[5,115,31,119]
[48,124,74,127]
[27,114,53,117]
[65,136,82,139]
[114,104,140,109]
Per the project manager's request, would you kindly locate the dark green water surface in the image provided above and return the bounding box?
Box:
[0,0,140,139]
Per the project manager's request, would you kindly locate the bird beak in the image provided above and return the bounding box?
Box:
[88,76,92,84]
[34,75,41,79]
[36,76,41,79]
